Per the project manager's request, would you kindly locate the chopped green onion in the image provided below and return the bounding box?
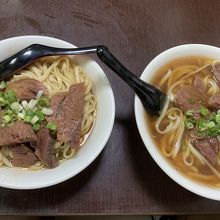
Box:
[46,121,57,131]
[215,114,220,123]
[4,90,17,103]
[21,100,29,110]
[207,121,216,128]
[26,110,35,118]
[184,119,194,129]
[0,81,6,89]
[28,99,38,109]
[197,119,207,131]
[35,111,45,121]
[42,107,53,116]
[199,107,209,117]
[36,90,43,99]
[0,123,5,128]
[38,96,50,107]
[17,112,25,119]
[0,97,6,106]
[24,115,32,123]
[10,102,23,113]
[31,115,39,124]
[186,110,194,117]
[32,123,40,131]
[3,115,11,123]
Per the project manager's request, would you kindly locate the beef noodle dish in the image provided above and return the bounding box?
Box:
[0,56,96,169]
[147,56,220,187]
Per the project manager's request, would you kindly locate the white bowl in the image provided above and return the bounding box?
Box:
[0,35,115,189]
[134,44,220,201]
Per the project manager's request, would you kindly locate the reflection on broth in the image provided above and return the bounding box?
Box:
[146,56,220,187]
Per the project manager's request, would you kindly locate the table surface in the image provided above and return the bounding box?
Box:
[0,0,220,215]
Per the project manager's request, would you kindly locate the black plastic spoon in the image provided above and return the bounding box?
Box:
[0,44,165,115]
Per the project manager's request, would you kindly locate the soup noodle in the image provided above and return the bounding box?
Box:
[0,56,96,169]
[147,56,220,187]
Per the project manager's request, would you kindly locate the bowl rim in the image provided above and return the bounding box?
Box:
[134,43,220,201]
[0,35,115,189]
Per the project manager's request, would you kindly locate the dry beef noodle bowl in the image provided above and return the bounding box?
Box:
[147,56,220,187]
[0,56,96,170]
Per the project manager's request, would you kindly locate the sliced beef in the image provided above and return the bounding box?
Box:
[11,144,37,167]
[192,137,219,166]
[48,83,85,148]
[7,78,48,100]
[208,94,220,110]
[175,77,207,114]
[50,93,66,114]
[194,76,206,94]
[0,121,37,146]
[34,128,58,168]
[213,63,220,83]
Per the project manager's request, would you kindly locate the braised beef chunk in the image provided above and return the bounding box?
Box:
[192,137,219,166]
[7,78,48,100]
[0,121,37,146]
[213,63,220,83]
[175,85,203,111]
[208,94,220,110]
[34,128,58,168]
[175,77,207,114]
[194,76,206,93]
[49,93,66,114]
[48,83,85,148]
[11,144,37,167]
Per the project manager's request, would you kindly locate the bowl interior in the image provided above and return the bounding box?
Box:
[134,44,220,200]
[0,35,115,189]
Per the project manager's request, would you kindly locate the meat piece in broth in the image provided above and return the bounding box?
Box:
[34,128,58,168]
[194,76,206,94]
[11,144,37,167]
[192,137,219,166]
[175,77,207,117]
[208,94,220,110]
[7,78,48,100]
[48,83,85,149]
[213,63,220,83]
[0,121,37,146]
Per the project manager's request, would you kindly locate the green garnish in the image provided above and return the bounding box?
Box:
[199,107,209,117]
[35,111,45,121]
[207,121,216,128]
[0,88,53,133]
[0,81,6,89]
[197,119,207,131]
[184,119,194,129]
[38,96,50,107]
[46,121,57,131]
[4,90,17,103]
[3,115,11,123]
[25,110,35,118]
[184,106,220,137]
[186,110,194,117]
[32,123,41,131]
[24,115,32,123]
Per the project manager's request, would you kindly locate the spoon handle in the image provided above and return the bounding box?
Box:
[96,46,165,114]
[0,44,101,80]
[0,44,165,114]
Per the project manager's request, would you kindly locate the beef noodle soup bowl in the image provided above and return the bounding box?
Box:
[134,44,220,200]
[0,36,115,189]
